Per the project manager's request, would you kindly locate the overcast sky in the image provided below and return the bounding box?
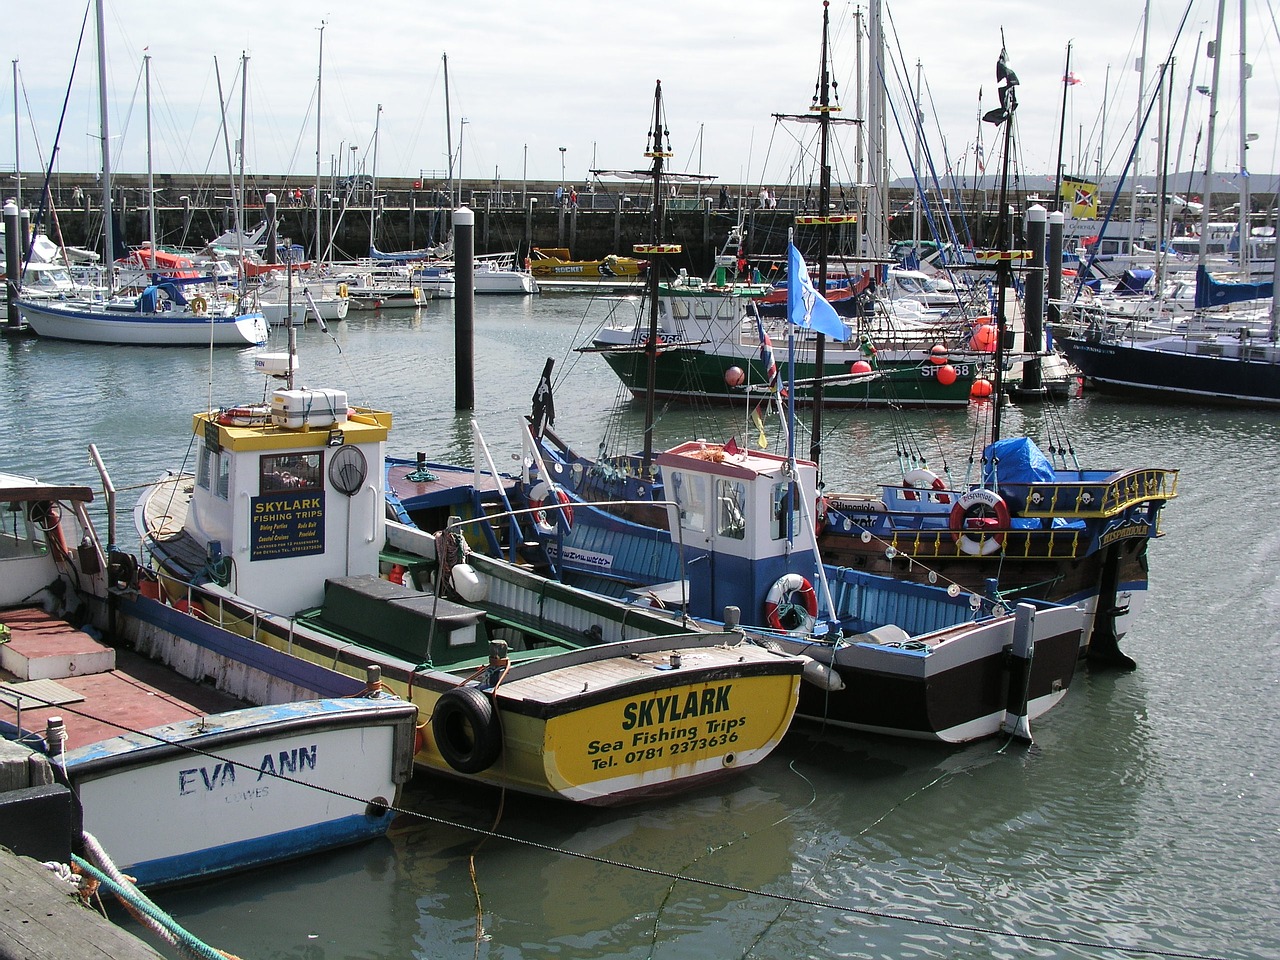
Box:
[5,0,1277,197]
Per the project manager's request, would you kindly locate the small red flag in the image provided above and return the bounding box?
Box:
[724,437,741,455]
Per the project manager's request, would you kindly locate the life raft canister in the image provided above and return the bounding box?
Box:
[763,573,819,632]
[948,487,1011,556]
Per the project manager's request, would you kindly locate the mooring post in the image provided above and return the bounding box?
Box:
[454,205,475,410]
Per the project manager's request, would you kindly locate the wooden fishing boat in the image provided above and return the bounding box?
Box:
[0,472,417,889]
[134,376,803,805]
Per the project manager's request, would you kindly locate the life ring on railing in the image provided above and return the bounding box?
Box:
[431,686,502,774]
[190,295,208,316]
[529,481,574,534]
[948,488,1010,556]
[902,468,950,503]
[217,404,272,427]
[337,283,349,298]
[763,573,818,632]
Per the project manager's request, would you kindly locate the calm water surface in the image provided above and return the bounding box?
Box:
[3,293,1277,959]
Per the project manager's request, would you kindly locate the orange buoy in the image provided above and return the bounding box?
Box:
[936,364,957,386]
[970,324,998,352]
[850,359,873,374]
[929,343,948,364]
[970,378,994,399]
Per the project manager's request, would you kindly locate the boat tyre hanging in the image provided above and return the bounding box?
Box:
[763,574,819,632]
[432,686,503,774]
[948,488,1011,556]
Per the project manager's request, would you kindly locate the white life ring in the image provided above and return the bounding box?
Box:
[902,467,950,503]
[763,573,818,633]
[948,487,1010,556]
[529,480,574,535]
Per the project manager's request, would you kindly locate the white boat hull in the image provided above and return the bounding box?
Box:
[18,299,268,346]
[63,697,417,888]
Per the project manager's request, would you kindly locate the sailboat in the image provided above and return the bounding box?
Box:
[469,44,1090,744]
[1056,0,1280,406]
[16,30,268,347]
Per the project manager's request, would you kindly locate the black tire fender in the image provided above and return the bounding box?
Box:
[431,686,502,774]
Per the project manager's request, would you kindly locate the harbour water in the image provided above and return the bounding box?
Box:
[3,293,1277,960]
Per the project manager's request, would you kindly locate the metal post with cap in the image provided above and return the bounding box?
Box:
[454,205,475,410]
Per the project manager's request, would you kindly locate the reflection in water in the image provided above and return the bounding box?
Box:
[8,297,1278,958]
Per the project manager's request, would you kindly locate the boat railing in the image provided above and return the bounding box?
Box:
[1014,467,1179,518]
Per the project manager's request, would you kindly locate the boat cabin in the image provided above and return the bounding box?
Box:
[655,442,822,624]
[183,388,391,616]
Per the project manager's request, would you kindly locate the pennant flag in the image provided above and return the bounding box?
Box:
[1063,72,1081,85]
[786,243,847,341]
[724,436,741,455]
[750,405,768,450]
[754,310,778,387]
[1060,176,1099,219]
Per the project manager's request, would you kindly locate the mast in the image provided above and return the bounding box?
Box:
[12,60,19,211]
[238,52,248,243]
[1129,0,1151,251]
[369,103,382,254]
[94,0,113,291]
[314,22,325,264]
[145,54,155,269]
[864,0,887,259]
[1198,0,1227,266]
[639,79,668,481]
[443,53,454,208]
[1236,0,1250,279]
[810,0,835,465]
[981,43,1020,443]
[772,2,857,467]
[1052,42,1071,213]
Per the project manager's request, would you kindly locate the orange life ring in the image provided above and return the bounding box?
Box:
[948,488,1010,556]
[529,482,574,533]
[217,404,272,427]
[763,574,818,632]
[901,468,950,503]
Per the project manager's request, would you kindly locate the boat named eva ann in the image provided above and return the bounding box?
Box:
[0,472,417,889]
[135,370,803,805]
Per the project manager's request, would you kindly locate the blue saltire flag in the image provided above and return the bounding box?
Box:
[787,242,847,341]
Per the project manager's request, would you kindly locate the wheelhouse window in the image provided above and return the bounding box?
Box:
[260,453,323,494]
[671,471,707,533]
[217,453,232,500]
[771,481,798,541]
[716,478,747,540]
[196,446,212,491]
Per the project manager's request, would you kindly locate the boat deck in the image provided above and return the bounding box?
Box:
[0,606,245,751]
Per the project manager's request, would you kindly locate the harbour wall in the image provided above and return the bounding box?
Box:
[13,173,1275,271]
